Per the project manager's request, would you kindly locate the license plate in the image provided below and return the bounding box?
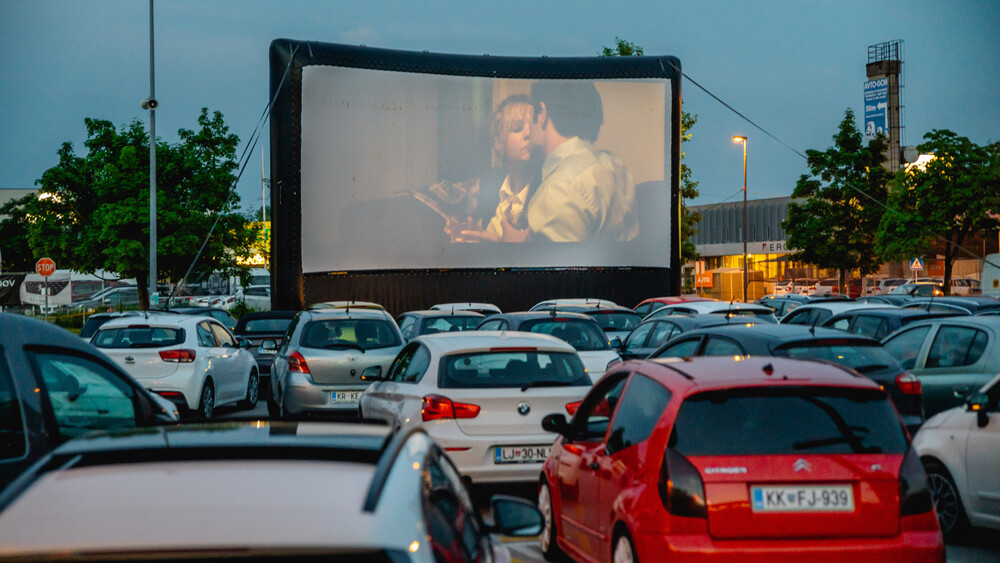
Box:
[331,391,362,404]
[751,485,854,512]
[258,347,275,355]
[494,445,551,464]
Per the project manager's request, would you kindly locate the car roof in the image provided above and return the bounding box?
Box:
[636,314,747,331]
[635,296,717,307]
[901,315,1000,331]
[430,302,501,313]
[303,308,395,322]
[415,330,577,354]
[671,322,879,346]
[308,300,386,311]
[2,313,113,356]
[533,303,637,314]
[98,312,208,329]
[659,301,774,314]
[399,309,486,319]
[826,307,965,320]
[633,356,876,394]
[783,302,892,314]
[483,311,597,323]
[530,298,617,310]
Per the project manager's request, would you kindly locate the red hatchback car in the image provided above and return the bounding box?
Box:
[538,356,943,563]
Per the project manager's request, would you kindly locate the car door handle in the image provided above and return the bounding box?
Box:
[953,386,970,398]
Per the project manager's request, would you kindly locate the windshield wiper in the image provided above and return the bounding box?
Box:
[323,343,364,351]
[521,380,573,392]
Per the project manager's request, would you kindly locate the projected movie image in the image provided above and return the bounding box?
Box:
[300,67,671,272]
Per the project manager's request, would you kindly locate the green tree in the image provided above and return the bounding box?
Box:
[2,108,256,308]
[875,130,1000,293]
[601,37,701,264]
[782,109,892,290]
[0,193,36,272]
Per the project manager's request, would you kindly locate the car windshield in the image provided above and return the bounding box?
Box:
[522,319,611,351]
[438,351,589,389]
[671,387,907,455]
[92,327,185,349]
[774,341,900,373]
[301,319,400,350]
[588,311,641,332]
[239,318,293,334]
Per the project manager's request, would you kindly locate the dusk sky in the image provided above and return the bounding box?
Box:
[2,0,998,213]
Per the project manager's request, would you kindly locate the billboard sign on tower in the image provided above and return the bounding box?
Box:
[863,78,888,141]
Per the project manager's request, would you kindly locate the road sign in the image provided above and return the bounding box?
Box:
[35,258,56,277]
[909,257,924,271]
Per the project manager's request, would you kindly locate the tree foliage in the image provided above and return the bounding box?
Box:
[782,109,892,289]
[875,130,1000,292]
[0,108,255,308]
[601,37,701,263]
[0,193,36,272]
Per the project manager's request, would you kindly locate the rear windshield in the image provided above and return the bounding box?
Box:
[774,341,900,374]
[589,312,641,332]
[420,316,482,335]
[92,327,185,349]
[238,318,293,334]
[522,319,611,351]
[439,351,589,389]
[301,319,400,350]
[671,387,908,455]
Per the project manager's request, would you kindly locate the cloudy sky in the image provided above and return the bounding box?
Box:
[2,0,998,212]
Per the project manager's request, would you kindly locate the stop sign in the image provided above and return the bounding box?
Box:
[35,258,56,277]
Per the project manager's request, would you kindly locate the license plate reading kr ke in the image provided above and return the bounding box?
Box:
[494,445,551,464]
[331,391,363,404]
[751,485,854,512]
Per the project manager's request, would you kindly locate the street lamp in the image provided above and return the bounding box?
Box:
[733,135,748,302]
[144,0,158,308]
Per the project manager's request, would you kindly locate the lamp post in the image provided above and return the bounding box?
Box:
[143,0,158,308]
[733,135,748,302]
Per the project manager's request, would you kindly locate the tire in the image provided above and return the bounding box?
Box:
[612,528,637,563]
[538,481,566,562]
[197,380,215,420]
[238,370,259,409]
[924,459,970,540]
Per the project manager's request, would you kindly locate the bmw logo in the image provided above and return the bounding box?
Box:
[517,402,531,416]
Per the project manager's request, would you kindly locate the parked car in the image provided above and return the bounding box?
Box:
[166,306,239,332]
[756,293,851,320]
[396,310,485,341]
[529,298,617,311]
[308,300,387,311]
[902,296,1000,315]
[855,294,916,306]
[92,313,258,419]
[890,282,945,297]
[632,296,716,318]
[821,307,968,340]
[360,331,592,485]
[233,310,297,399]
[649,323,925,433]
[0,313,178,490]
[780,302,892,327]
[615,314,746,360]
[530,302,642,345]
[78,311,143,341]
[269,308,405,418]
[875,277,908,295]
[882,316,1000,417]
[239,284,271,310]
[72,285,140,312]
[644,301,778,323]
[430,302,502,316]
[0,422,543,561]
[793,277,820,295]
[537,356,942,562]
[913,372,1000,539]
[950,277,982,296]
[476,312,621,383]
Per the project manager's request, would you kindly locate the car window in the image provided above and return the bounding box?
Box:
[634,303,652,317]
[397,315,416,340]
[477,319,506,331]
[422,317,481,335]
[197,321,218,347]
[605,374,672,455]
[648,321,679,349]
[589,311,641,332]
[239,318,292,334]
[652,337,701,359]
[279,315,301,354]
[925,326,988,369]
[397,345,430,383]
[571,373,629,443]
[623,322,654,353]
[301,319,400,350]
[525,320,610,351]
[423,449,486,563]
[0,348,27,461]
[828,316,852,331]
[438,351,589,389]
[883,326,932,370]
[782,309,812,325]
[701,336,746,357]
[92,326,186,349]
[777,341,900,373]
[30,350,138,440]
[852,315,889,340]
[210,323,236,347]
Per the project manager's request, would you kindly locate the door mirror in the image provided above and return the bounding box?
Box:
[541,413,571,437]
[966,392,990,428]
[260,340,278,352]
[609,337,623,350]
[149,393,180,423]
[489,495,544,537]
[360,365,383,381]
[238,337,254,349]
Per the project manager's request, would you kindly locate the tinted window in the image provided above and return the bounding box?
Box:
[702,336,745,357]
[420,316,482,335]
[389,345,430,384]
[0,349,26,461]
[926,326,988,368]
[439,351,588,389]
[671,387,907,455]
[477,319,506,331]
[239,318,292,334]
[851,315,888,339]
[572,374,629,442]
[782,309,812,325]
[589,311,641,331]
[883,326,932,370]
[210,323,235,347]
[92,326,185,349]
[397,315,416,339]
[652,338,701,358]
[623,322,654,353]
[196,322,217,347]
[524,320,610,351]
[634,303,652,317]
[776,341,900,373]
[648,321,678,348]
[301,319,400,350]
[606,374,671,454]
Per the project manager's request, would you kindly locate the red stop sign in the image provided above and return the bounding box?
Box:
[35,258,56,277]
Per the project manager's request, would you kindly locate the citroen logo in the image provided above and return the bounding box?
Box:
[517,402,531,416]
[793,459,812,473]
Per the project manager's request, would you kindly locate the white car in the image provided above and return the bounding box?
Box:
[779,302,895,327]
[91,313,259,418]
[529,298,618,311]
[0,422,541,561]
[645,301,778,323]
[912,372,1000,538]
[430,302,502,316]
[360,331,593,484]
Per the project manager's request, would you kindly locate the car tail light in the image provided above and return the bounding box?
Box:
[288,351,311,374]
[565,401,582,415]
[421,394,480,422]
[899,447,933,516]
[896,372,922,395]
[658,448,707,518]
[158,349,196,363]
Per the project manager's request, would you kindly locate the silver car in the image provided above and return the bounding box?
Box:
[268,308,404,417]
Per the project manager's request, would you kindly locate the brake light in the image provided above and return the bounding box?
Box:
[158,349,196,363]
[565,401,582,415]
[896,372,922,395]
[899,447,933,516]
[659,448,707,518]
[421,394,480,422]
[288,351,311,374]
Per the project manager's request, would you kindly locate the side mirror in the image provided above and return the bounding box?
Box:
[489,495,544,537]
[260,340,278,352]
[149,394,180,423]
[966,392,990,428]
[238,337,254,349]
[609,337,623,350]
[360,365,383,381]
[541,413,571,437]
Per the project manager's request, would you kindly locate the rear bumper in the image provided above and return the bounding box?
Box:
[283,382,367,415]
[138,366,202,410]
[424,421,555,484]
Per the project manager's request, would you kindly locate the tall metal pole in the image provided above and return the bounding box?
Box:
[261,147,267,223]
[742,139,747,303]
[147,0,157,307]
